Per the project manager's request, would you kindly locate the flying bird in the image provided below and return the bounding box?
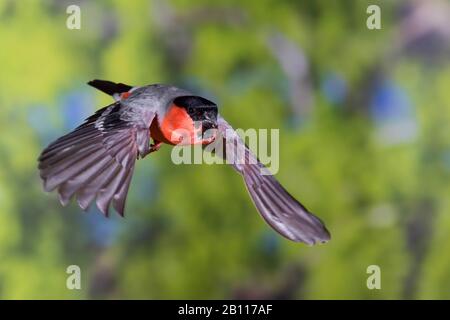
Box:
[38,80,330,245]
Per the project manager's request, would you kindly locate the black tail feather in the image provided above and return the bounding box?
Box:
[88,79,133,96]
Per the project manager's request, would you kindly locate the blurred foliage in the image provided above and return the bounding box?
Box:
[0,0,449,299]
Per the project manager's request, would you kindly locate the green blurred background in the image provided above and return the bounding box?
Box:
[1,0,450,299]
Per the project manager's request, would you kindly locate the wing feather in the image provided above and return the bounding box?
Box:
[215,116,330,244]
[38,101,155,216]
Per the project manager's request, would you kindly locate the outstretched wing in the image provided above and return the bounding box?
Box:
[38,102,155,216]
[215,116,330,244]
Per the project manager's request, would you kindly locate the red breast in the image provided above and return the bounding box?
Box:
[150,104,198,145]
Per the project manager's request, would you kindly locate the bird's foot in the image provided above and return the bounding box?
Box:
[138,141,162,159]
[149,141,162,153]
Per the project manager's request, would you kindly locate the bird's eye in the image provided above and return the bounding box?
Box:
[188,107,194,114]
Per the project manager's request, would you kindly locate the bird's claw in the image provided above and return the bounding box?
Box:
[138,141,162,159]
[150,141,162,153]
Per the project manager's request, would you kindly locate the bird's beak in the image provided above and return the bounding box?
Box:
[200,121,217,145]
